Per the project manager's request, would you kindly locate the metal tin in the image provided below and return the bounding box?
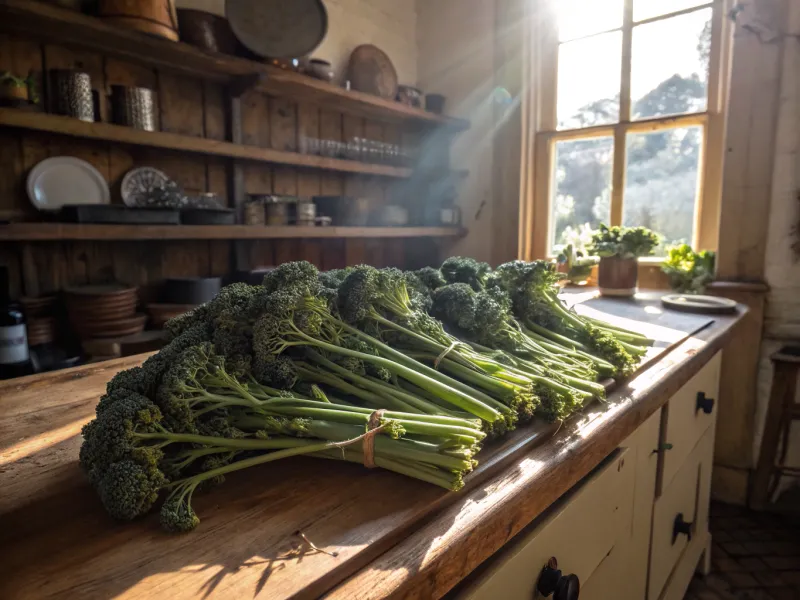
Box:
[266,202,290,226]
[51,69,94,122]
[111,85,157,131]
[295,201,316,223]
[244,201,265,225]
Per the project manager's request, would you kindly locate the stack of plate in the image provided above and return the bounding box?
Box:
[66,284,147,339]
[20,295,57,318]
[26,316,57,347]
[20,296,59,346]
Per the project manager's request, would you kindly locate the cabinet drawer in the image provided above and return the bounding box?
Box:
[661,352,720,491]
[458,449,634,600]
[650,426,715,600]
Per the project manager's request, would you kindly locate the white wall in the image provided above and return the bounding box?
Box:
[176,0,418,87]
[753,0,800,499]
[416,0,498,264]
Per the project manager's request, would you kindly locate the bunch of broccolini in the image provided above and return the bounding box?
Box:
[81,258,650,533]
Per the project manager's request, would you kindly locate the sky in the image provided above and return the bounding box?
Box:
[555,0,711,127]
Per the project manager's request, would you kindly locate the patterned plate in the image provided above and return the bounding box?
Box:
[121,167,170,207]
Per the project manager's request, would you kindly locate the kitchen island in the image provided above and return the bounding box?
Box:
[0,293,745,600]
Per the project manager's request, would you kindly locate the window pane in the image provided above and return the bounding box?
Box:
[551,137,614,255]
[631,9,711,120]
[558,0,623,41]
[623,126,702,254]
[634,0,710,22]
[557,32,622,129]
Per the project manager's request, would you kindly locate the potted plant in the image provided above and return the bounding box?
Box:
[0,71,37,107]
[661,244,716,294]
[588,224,661,297]
[556,243,598,285]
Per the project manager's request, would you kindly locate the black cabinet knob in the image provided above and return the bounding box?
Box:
[537,558,580,599]
[672,513,693,544]
[696,392,715,415]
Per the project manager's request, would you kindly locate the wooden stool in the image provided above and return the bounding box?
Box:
[750,346,800,510]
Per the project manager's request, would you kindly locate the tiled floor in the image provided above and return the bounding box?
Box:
[684,502,800,600]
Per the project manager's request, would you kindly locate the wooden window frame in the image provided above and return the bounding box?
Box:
[526,0,733,260]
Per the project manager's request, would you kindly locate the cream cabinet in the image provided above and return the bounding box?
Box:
[457,352,721,600]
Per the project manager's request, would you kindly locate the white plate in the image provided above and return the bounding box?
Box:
[27,157,110,211]
[661,294,737,314]
[121,167,170,207]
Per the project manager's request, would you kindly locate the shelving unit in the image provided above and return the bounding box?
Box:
[0,0,469,132]
[0,1,471,302]
[0,223,466,242]
[0,109,413,178]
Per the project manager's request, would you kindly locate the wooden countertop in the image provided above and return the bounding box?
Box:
[0,295,745,600]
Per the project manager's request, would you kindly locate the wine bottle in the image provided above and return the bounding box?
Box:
[0,267,33,380]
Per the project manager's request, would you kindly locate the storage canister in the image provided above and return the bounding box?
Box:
[111,85,157,131]
[51,69,94,122]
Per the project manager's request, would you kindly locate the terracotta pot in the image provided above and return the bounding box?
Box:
[0,82,28,102]
[598,256,638,297]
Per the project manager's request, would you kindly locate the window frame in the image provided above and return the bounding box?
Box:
[526,0,733,260]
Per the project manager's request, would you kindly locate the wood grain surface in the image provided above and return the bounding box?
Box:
[0,224,466,241]
[0,109,413,178]
[0,299,745,600]
[0,0,468,131]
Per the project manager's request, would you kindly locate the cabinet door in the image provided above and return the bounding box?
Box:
[659,428,716,600]
[650,425,716,600]
[661,353,720,492]
[457,449,634,600]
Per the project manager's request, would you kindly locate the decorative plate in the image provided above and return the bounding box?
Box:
[121,167,170,207]
[27,157,110,211]
[661,294,737,314]
[225,0,327,59]
[347,44,399,99]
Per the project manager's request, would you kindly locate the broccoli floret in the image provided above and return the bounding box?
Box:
[165,305,210,341]
[440,257,491,291]
[97,458,167,521]
[160,482,201,533]
[263,261,320,295]
[252,354,298,389]
[413,267,446,292]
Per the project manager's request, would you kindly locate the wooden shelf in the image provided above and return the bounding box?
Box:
[0,0,469,132]
[0,109,413,177]
[0,223,467,241]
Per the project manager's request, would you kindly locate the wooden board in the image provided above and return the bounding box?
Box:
[0,298,746,600]
[0,109,413,178]
[0,224,466,241]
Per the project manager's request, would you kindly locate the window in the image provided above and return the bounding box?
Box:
[531,0,731,258]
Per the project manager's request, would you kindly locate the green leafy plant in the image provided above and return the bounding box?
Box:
[0,71,38,104]
[588,224,661,259]
[556,244,598,284]
[661,244,715,294]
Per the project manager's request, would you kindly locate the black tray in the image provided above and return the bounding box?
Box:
[180,208,236,225]
[58,205,180,224]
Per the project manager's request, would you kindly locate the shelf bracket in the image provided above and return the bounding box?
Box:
[227,73,266,98]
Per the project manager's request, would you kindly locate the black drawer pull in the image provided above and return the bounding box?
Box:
[672,513,693,544]
[537,557,580,599]
[696,392,715,415]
